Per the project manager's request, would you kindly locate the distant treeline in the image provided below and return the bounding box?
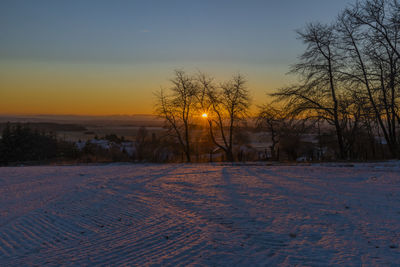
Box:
[0,120,395,165]
[0,123,77,165]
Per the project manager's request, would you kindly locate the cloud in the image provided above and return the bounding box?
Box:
[140,29,150,33]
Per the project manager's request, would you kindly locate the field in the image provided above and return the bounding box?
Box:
[0,163,399,266]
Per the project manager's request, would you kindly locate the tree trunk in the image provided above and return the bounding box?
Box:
[226,149,234,162]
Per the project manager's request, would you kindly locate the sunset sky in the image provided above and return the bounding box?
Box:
[1,0,353,115]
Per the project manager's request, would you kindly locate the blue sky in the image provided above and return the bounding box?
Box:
[0,0,354,115]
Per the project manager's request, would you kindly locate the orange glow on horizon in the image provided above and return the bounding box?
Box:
[0,61,286,116]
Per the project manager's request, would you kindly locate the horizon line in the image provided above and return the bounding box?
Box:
[0,113,158,117]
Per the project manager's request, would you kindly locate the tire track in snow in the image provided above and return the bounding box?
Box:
[0,164,399,266]
[0,164,207,266]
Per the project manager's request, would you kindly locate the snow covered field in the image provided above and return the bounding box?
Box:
[0,163,399,266]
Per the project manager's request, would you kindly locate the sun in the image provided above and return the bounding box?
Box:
[202,113,208,118]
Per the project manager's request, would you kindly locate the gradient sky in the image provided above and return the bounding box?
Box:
[0,0,354,115]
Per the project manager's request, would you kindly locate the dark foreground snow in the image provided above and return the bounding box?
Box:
[0,163,399,266]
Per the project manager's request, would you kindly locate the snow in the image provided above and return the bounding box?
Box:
[0,163,399,266]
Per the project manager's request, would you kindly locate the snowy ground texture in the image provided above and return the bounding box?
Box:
[0,162,400,266]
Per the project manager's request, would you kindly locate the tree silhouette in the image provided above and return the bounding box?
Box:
[155,70,199,162]
[198,73,251,162]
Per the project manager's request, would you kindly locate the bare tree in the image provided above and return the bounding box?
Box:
[337,0,400,158]
[273,23,348,159]
[272,0,400,160]
[256,104,286,160]
[155,70,198,162]
[198,74,251,162]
